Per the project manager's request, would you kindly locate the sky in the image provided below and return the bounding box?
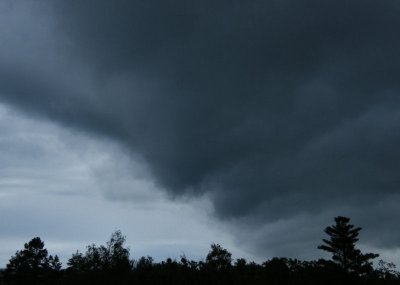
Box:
[1,0,400,267]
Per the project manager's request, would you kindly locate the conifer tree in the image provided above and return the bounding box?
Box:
[4,237,61,284]
[318,216,378,274]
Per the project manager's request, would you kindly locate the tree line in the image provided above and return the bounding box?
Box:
[1,216,399,284]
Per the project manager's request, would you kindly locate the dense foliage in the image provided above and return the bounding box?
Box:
[1,217,399,285]
[3,237,61,284]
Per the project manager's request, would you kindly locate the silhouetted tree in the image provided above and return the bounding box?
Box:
[104,230,131,271]
[84,243,105,271]
[206,243,232,271]
[67,251,86,272]
[48,255,62,271]
[135,256,154,271]
[263,258,290,284]
[3,228,400,285]
[4,237,61,284]
[234,258,247,271]
[66,230,132,273]
[375,260,400,280]
[318,216,378,275]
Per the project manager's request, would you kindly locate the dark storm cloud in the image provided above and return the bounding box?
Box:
[2,0,400,255]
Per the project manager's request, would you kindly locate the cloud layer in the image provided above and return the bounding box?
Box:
[0,104,245,267]
[1,0,400,259]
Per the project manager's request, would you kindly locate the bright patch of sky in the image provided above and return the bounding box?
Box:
[0,103,252,267]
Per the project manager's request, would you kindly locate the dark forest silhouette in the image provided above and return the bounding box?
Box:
[1,216,399,285]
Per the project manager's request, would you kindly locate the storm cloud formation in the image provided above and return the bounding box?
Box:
[1,0,400,258]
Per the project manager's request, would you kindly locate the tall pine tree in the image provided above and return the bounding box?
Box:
[318,216,378,275]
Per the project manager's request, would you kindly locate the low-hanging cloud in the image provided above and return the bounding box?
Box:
[1,0,400,258]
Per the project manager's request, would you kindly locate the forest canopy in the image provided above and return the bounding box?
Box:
[0,216,398,285]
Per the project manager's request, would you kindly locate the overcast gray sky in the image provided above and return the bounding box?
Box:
[1,0,400,267]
